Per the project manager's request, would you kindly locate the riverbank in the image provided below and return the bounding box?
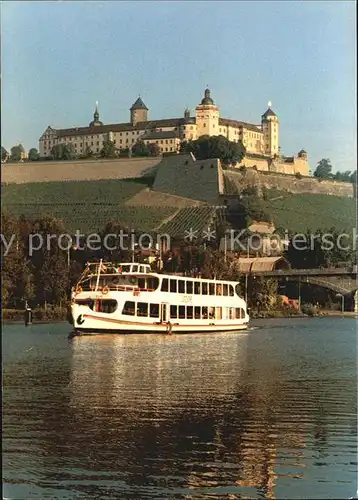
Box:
[2,308,68,323]
[252,309,357,319]
[319,310,357,317]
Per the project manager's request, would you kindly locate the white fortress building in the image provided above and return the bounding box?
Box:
[39,88,309,175]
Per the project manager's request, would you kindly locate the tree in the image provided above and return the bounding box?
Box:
[27,217,70,304]
[51,143,76,161]
[80,145,93,159]
[284,227,355,269]
[147,143,161,157]
[350,171,357,184]
[10,145,22,162]
[100,140,117,158]
[1,146,9,162]
[181,135,246,164]
[334,170,351,182]
[314,158,333,179]
[1,212,35,308]
[132,140,150,157]
[28,148,40,161]
[248,277,278,312]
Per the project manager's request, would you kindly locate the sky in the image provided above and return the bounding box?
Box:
[1,1,356,172]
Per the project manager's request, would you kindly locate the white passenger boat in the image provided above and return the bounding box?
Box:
[71,261,249,334]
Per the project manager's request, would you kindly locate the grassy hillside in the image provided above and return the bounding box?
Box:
[262,192,356,232]
[3,203,176,234]
[1,179,196,234]
[2,179,145,205]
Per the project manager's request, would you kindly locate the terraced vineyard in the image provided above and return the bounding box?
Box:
[3,203,176,234]
[263,193,356,232]
[2,179,145,205]
[158,206,225,238]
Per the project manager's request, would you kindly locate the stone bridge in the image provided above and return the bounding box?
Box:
[250,268,357,296]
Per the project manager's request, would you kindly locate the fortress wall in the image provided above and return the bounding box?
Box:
[153,154,222,204]
[1,157,161,184]
[223,169,354,198]
[236,155,310,176]
[237,157,269,171]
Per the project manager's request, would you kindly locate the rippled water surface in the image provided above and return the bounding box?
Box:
[2,317,357,499]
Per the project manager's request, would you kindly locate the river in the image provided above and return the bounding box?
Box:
[2,318,357,499]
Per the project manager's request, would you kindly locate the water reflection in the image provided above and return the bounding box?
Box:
[3,319,357,499]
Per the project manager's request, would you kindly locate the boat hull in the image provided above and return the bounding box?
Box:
[72,313,248,335]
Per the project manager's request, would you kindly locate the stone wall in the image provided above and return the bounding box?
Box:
[1,157,161,184]
[153,153,222,204]
[223,169,354,198]
[236,154,310,176]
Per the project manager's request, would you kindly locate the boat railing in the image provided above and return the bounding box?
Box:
[75,284,157,293]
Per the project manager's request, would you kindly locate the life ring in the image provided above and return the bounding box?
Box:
[75,286,82,294]
[102,286,109,295]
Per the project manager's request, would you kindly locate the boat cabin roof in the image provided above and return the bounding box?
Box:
[83,262,152,274]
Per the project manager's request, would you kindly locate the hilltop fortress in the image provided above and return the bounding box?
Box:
[39,88,309,176]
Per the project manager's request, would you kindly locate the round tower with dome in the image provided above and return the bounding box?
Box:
[195,88,220,137]
[89,102,103,127]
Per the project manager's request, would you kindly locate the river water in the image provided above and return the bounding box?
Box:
[2,318,357,499]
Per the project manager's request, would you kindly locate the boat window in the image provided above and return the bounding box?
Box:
[223,284,228,296]
[139,266,145,273]
[75,298,93,306]
[178,280,185,293]
[209,307,215,319]
[194,306,201,319]
[186,281,193,294]
[216,284,223,296]
[121,265,131,272]
[186,306,193,319]
[137,302,148,317]
[123,301,135,316]
[161,278,169,292]
[138,278,146,290]
[147,277,159,291]
[194,282,201,295]
[229,285,234,296]
[178,305,185,318]
[236,307,245,319]
[209,283,215,295]
[229,308,235,319]
[110,276,121,287]
[132,265,138,272]
[170,305,178,319]
[170,279,177,293]
[94,299,117,314]
[202,307,208,319]
[235,284,242,296]
[216,307,222,320]
[202,282,208,295]
[150,303,159,318]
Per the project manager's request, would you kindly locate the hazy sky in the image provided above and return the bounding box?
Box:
[2,1,356,172]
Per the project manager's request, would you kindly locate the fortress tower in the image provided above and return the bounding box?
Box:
[195,88,219,138]
[261,102,279,156]
[130,96,148,126]
[89,102,103,127]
